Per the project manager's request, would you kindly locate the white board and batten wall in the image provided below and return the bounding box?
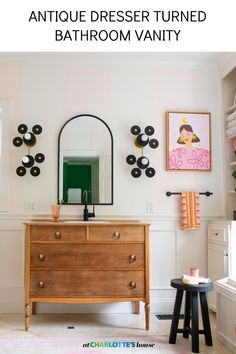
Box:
[0,53,228,313]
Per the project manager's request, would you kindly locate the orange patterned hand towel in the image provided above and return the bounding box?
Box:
[180,192,200,230]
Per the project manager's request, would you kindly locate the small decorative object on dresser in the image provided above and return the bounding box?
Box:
[51,205,61,222]
[24,221,150,331]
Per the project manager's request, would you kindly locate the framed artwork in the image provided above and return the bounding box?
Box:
[166,112,211,171]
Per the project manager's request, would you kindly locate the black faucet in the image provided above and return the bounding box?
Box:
[83,191,95,221]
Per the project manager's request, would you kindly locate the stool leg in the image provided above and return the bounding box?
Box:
[191,292,199,353]
[199,292,213,346]
[183,291,191,338]
[169,290,183,344]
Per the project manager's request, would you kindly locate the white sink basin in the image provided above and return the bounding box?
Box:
[63,220,111,224]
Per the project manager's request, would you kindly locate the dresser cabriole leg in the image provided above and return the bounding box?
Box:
[32,302,36,315]
[145,303,150,330]
[25,304,30,331]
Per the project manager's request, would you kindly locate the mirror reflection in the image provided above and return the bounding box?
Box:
[58,115,113,205]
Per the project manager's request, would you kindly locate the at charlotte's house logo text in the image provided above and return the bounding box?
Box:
[82,341,155,348]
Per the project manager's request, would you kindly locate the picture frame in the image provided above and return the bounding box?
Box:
[166,111,211,171]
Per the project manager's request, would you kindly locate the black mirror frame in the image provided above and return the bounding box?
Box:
[57,114,114,205]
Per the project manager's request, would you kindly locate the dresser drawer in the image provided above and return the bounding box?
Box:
[30,243,144,269]
[30,226,86,242]
[30,270,145,297]
[89,226,145,242]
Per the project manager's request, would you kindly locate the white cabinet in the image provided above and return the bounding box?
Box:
[208,221,230,311]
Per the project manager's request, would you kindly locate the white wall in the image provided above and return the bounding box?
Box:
[0,53,225,314]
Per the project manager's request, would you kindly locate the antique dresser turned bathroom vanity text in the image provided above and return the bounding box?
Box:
[24,221,150,330]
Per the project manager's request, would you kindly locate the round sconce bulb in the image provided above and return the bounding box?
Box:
[23,132,36,147]
[136,134,149,147]
[22,156,29,163]
[22,155,34,168]
[137,156,149,169]
[140,134,148,142]
[24,133,31,140]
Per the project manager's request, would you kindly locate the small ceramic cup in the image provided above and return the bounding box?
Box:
[51,205,61,221]
[190,267,199,277]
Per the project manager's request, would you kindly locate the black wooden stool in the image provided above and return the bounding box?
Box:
[169,278,213,353]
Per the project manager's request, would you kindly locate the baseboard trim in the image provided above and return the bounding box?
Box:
[217,331,236,353]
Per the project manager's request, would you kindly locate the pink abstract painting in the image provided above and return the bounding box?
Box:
[166,112,211,171]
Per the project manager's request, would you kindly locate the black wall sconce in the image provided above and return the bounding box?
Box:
[126,125,159,178]
[13,124,45,177]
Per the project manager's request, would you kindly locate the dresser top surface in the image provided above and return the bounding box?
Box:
[24,220,150,226]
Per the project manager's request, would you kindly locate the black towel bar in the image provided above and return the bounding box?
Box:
[166,191,213,197]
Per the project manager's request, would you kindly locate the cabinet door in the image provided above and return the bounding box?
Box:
[208,243,228,311]
[208,244,228,280]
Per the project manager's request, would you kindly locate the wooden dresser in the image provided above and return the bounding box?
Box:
[24,221,150,330]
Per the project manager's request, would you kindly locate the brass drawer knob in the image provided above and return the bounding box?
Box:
[38,281,45,288]
[129,281,136,289]
[38,254,45,262]
[129,254,136,262]
[55,231,62,240]
[113,232,120,240]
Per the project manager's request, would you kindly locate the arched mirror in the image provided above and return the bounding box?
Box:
[58,114,113,205]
